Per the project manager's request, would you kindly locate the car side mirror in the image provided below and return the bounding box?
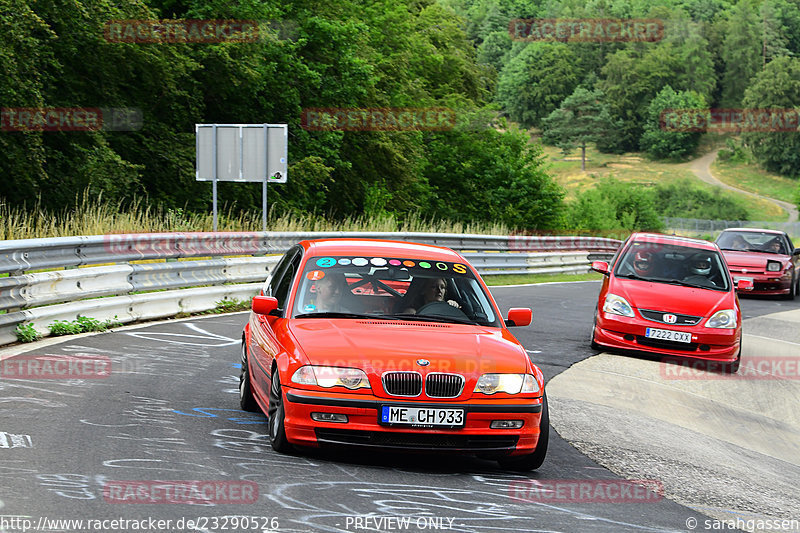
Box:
[252,296,279,315]
[505,308,532,327]
[736,278,754,291]
[591,261,609,275]
[793,248,800,256]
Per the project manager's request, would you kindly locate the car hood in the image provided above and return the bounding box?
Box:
[611,278,731,316]
[721,250,788,268]
[287,319,529,376]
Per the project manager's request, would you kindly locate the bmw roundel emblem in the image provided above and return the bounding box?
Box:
[663,313,677,324]
[416,359,430,367]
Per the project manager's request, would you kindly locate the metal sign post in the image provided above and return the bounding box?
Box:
[196,124,287,232]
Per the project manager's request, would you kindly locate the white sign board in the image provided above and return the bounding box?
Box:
[195,124,287,183]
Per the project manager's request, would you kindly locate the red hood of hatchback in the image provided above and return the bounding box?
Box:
[721,250,788,268]
[611,278,731,316]
[287,319,528,375]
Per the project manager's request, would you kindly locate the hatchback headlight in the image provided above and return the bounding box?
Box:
[706,309,736,329]
[291,366,370,390]
[603,294,634,318]
[474,374,539,395]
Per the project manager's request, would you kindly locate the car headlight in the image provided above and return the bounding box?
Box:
[474,374,539,395]
[291,366,370,390]
[603,294,635,318]
[766,260,781,272]
[706,309,737,329]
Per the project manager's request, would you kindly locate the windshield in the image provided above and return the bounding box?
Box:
[291,256,500,326]
[615,241,730,291]
[716,231,787,255]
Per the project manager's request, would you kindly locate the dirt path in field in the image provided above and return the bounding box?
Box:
[689,149,799,222]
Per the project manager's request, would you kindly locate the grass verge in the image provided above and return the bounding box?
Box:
[484,272,603,286]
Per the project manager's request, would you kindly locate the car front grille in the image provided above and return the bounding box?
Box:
[639,309,702,326]
[425,373,464,398]
[382,372,422,397]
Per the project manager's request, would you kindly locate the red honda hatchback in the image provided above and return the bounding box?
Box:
[590,233,749,372]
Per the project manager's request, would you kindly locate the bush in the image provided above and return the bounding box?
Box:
[15,323,41,343]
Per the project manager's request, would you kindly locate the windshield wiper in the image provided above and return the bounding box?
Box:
[616,273,646,281]
[391,313,481,326]
[294,312,395,320]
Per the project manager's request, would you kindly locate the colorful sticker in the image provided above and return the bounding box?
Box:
[338,258,352,265]
[303,304,316,312]
[307,270,325,281]
[436,262,448,271]
[316,257,336,268]
[418,261,431,269]
[353,258,368,266]
[371,258,387,266]
[403,260,416,268]
[388,259,401,266]
[453,263,468,274]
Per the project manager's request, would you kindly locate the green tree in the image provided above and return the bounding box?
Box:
[421,128,565,229]
[721,0,761,107]
[541,87,619,171]
[741,56,800,177]
[497,43,580,128]
[640,85,706,160]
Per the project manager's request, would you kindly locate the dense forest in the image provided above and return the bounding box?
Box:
[2,0,799,231]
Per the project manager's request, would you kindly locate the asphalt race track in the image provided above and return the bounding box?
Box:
[0,281,795,533]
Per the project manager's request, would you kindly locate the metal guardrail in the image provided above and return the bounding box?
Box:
[662,218,800,239]
[0,232,621,345]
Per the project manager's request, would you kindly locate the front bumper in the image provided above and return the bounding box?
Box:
[594,312,740,362]
[733,273,791,295]
[283,389,544,456]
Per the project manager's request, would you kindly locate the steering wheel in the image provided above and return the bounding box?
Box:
[683,275,718,288]
[416,300,469,320]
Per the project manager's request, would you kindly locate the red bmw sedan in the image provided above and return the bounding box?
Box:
[590,233,749,372]
[240,239,548,470]
[715,228,800,299]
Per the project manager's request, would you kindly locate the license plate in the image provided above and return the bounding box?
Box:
[645,328,692,343]
[380,405,465,427]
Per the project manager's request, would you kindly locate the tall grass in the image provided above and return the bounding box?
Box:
[0,193,514,240]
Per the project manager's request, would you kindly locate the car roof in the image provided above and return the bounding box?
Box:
[299,239,466,262]
[629,232,719,251]
[718,228,785,236]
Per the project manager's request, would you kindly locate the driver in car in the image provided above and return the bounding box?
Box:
[403,277,460,314]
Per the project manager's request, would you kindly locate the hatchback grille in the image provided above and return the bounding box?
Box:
[383,372,422,396]
[425,373,464,398]
[639,309,702,326]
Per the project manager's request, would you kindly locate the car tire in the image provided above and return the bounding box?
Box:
[590,313,601,351]
[498,392,549,471]
[239,342,260,413]
[268,367,292,453]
